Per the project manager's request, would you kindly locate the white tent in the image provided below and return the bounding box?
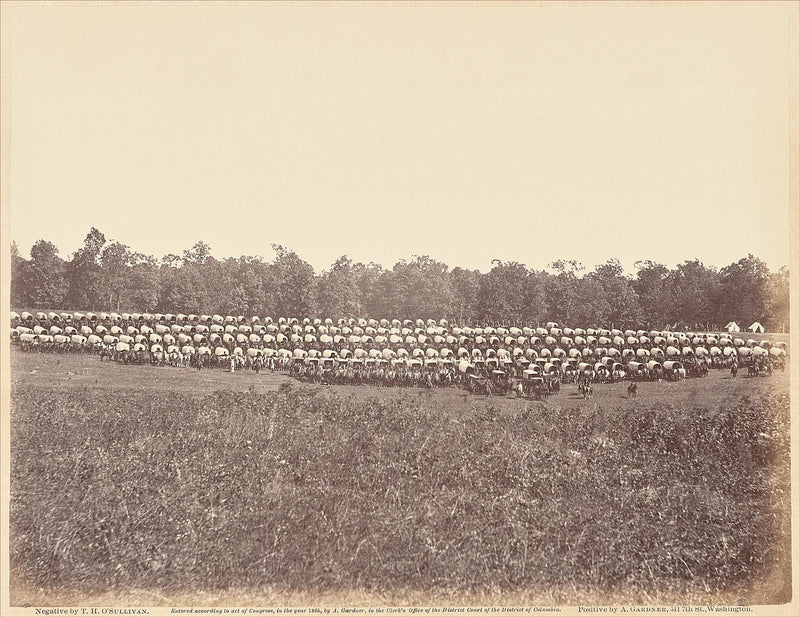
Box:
[748,322,765,333]
[725,321,741,333]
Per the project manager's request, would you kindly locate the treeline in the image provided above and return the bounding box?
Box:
[10,227,790,331]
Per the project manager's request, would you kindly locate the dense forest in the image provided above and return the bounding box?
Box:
[10,228,790,331]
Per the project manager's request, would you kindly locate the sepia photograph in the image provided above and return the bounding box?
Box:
[1,2,798,616]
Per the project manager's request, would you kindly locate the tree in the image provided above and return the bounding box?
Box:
[449,267,482,325]
[522,270,549,325]
[161,267,215,315]
[573,277,612,326]
[665,259,720,329]
[161,254,182,268]
[352,262,386,317]
[714,254,772,329]
[158,245,225,314]
[101,241,134,311]
[383,256,454,319]
[316,256,361,318]
[546,260,584,325]
[215,256,268,316]
[126,253,160,312]
[27,240,67,307]
[65,228,106,309]
[476,260,530,324]
[182,241,213,266]
[271,245,316,317]
[586,259,642,328]
[10,241,31,307]
[175,241,217,312]
[766,266,789,332]
[634,261,671,328]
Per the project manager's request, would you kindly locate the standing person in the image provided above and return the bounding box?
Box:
[230,355,236,373]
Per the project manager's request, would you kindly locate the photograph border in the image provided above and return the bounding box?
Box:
[1,2,798,616]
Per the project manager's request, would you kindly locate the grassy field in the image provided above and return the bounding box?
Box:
[8,350,792,607]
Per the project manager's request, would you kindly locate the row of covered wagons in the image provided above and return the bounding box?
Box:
[10,311,787,366]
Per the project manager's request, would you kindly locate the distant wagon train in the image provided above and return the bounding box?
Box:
[10,310,788,397]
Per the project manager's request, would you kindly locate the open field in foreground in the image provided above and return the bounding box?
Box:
[8,351,792,607]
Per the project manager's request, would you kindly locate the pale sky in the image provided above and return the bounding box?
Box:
[6,2,795,274]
